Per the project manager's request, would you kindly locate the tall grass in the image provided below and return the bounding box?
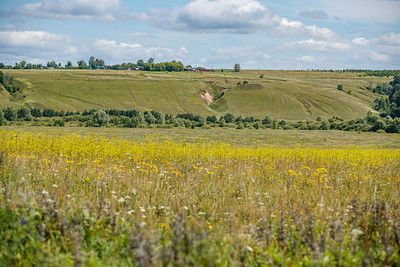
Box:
[0,130,399,265]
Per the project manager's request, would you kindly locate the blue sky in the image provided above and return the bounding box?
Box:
[0,0,399,69]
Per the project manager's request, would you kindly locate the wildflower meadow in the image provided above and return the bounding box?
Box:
[0,129,400,265]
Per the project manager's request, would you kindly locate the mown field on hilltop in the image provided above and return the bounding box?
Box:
[0,69,390,120]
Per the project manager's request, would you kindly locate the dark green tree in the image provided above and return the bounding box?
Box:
[4,107,17,121]
[144,111,156,124]
[17,107,31,120]
[234,63,241,72]
[137,59,144,66]
[77,60,88,69]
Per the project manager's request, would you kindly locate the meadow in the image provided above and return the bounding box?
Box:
[0,69,390,120]
[1,127,400,265]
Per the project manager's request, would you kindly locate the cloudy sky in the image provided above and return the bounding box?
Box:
[0,0,399,69]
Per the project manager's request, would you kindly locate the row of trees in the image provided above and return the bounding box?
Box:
[0,57,186,71]
[1,105,399,133]
[0,59,242,72]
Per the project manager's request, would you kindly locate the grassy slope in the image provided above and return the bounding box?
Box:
[0,69,390,120]
[0,84,12,107]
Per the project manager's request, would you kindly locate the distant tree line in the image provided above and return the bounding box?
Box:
[1,105,399,133]
[0,57,186,72]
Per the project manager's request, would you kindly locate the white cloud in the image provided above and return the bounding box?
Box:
[14,0,141,21]
[352,37,369,46]
[354,33,400,47]
[93,39,189,60]
[373,32,400,46]
[288,39,351,51]
[0,30,77,55]
[144,0,336,38]
[351,33,400,56]
[370,52,389,62]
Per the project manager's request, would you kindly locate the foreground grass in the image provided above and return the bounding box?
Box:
[1,129,400,265]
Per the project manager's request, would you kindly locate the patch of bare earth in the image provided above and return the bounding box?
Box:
[0,85,9,96]
[200,90,214,105]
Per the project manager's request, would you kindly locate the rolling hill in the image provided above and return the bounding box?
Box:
[0,69,390,120]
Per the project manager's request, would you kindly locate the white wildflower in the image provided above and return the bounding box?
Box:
[351,228,363,237]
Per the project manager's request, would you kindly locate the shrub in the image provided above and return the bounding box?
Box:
[337,84,343,91]
[85,120,95,127]
[17,107,31,120]
[236,123,244,129]
[144,111,156,124]
[371,118,386,132]
[386,118,400,133]
[92,110,110,127]
[3,107,17,121]
[0,110,4,125]
[262,116,272,125]
[206,115,217,123]
[42,109,56,117]
[319,120,330,130]
[224,113,235,123]
[219,118,225,127]
[124,117,140,128]
[53,119,65,127]
[31,108,42,117]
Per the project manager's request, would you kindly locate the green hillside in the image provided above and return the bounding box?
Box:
[0,69,390,120]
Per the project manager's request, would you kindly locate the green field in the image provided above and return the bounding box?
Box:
[0,69,389,120]
[4,125,400,148]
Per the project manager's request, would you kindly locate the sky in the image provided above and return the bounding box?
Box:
[0,0,399,69]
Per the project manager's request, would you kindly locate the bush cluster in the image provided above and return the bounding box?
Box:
[368,75,400,119]
[1,105,400,133]
[0,71,22,95]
